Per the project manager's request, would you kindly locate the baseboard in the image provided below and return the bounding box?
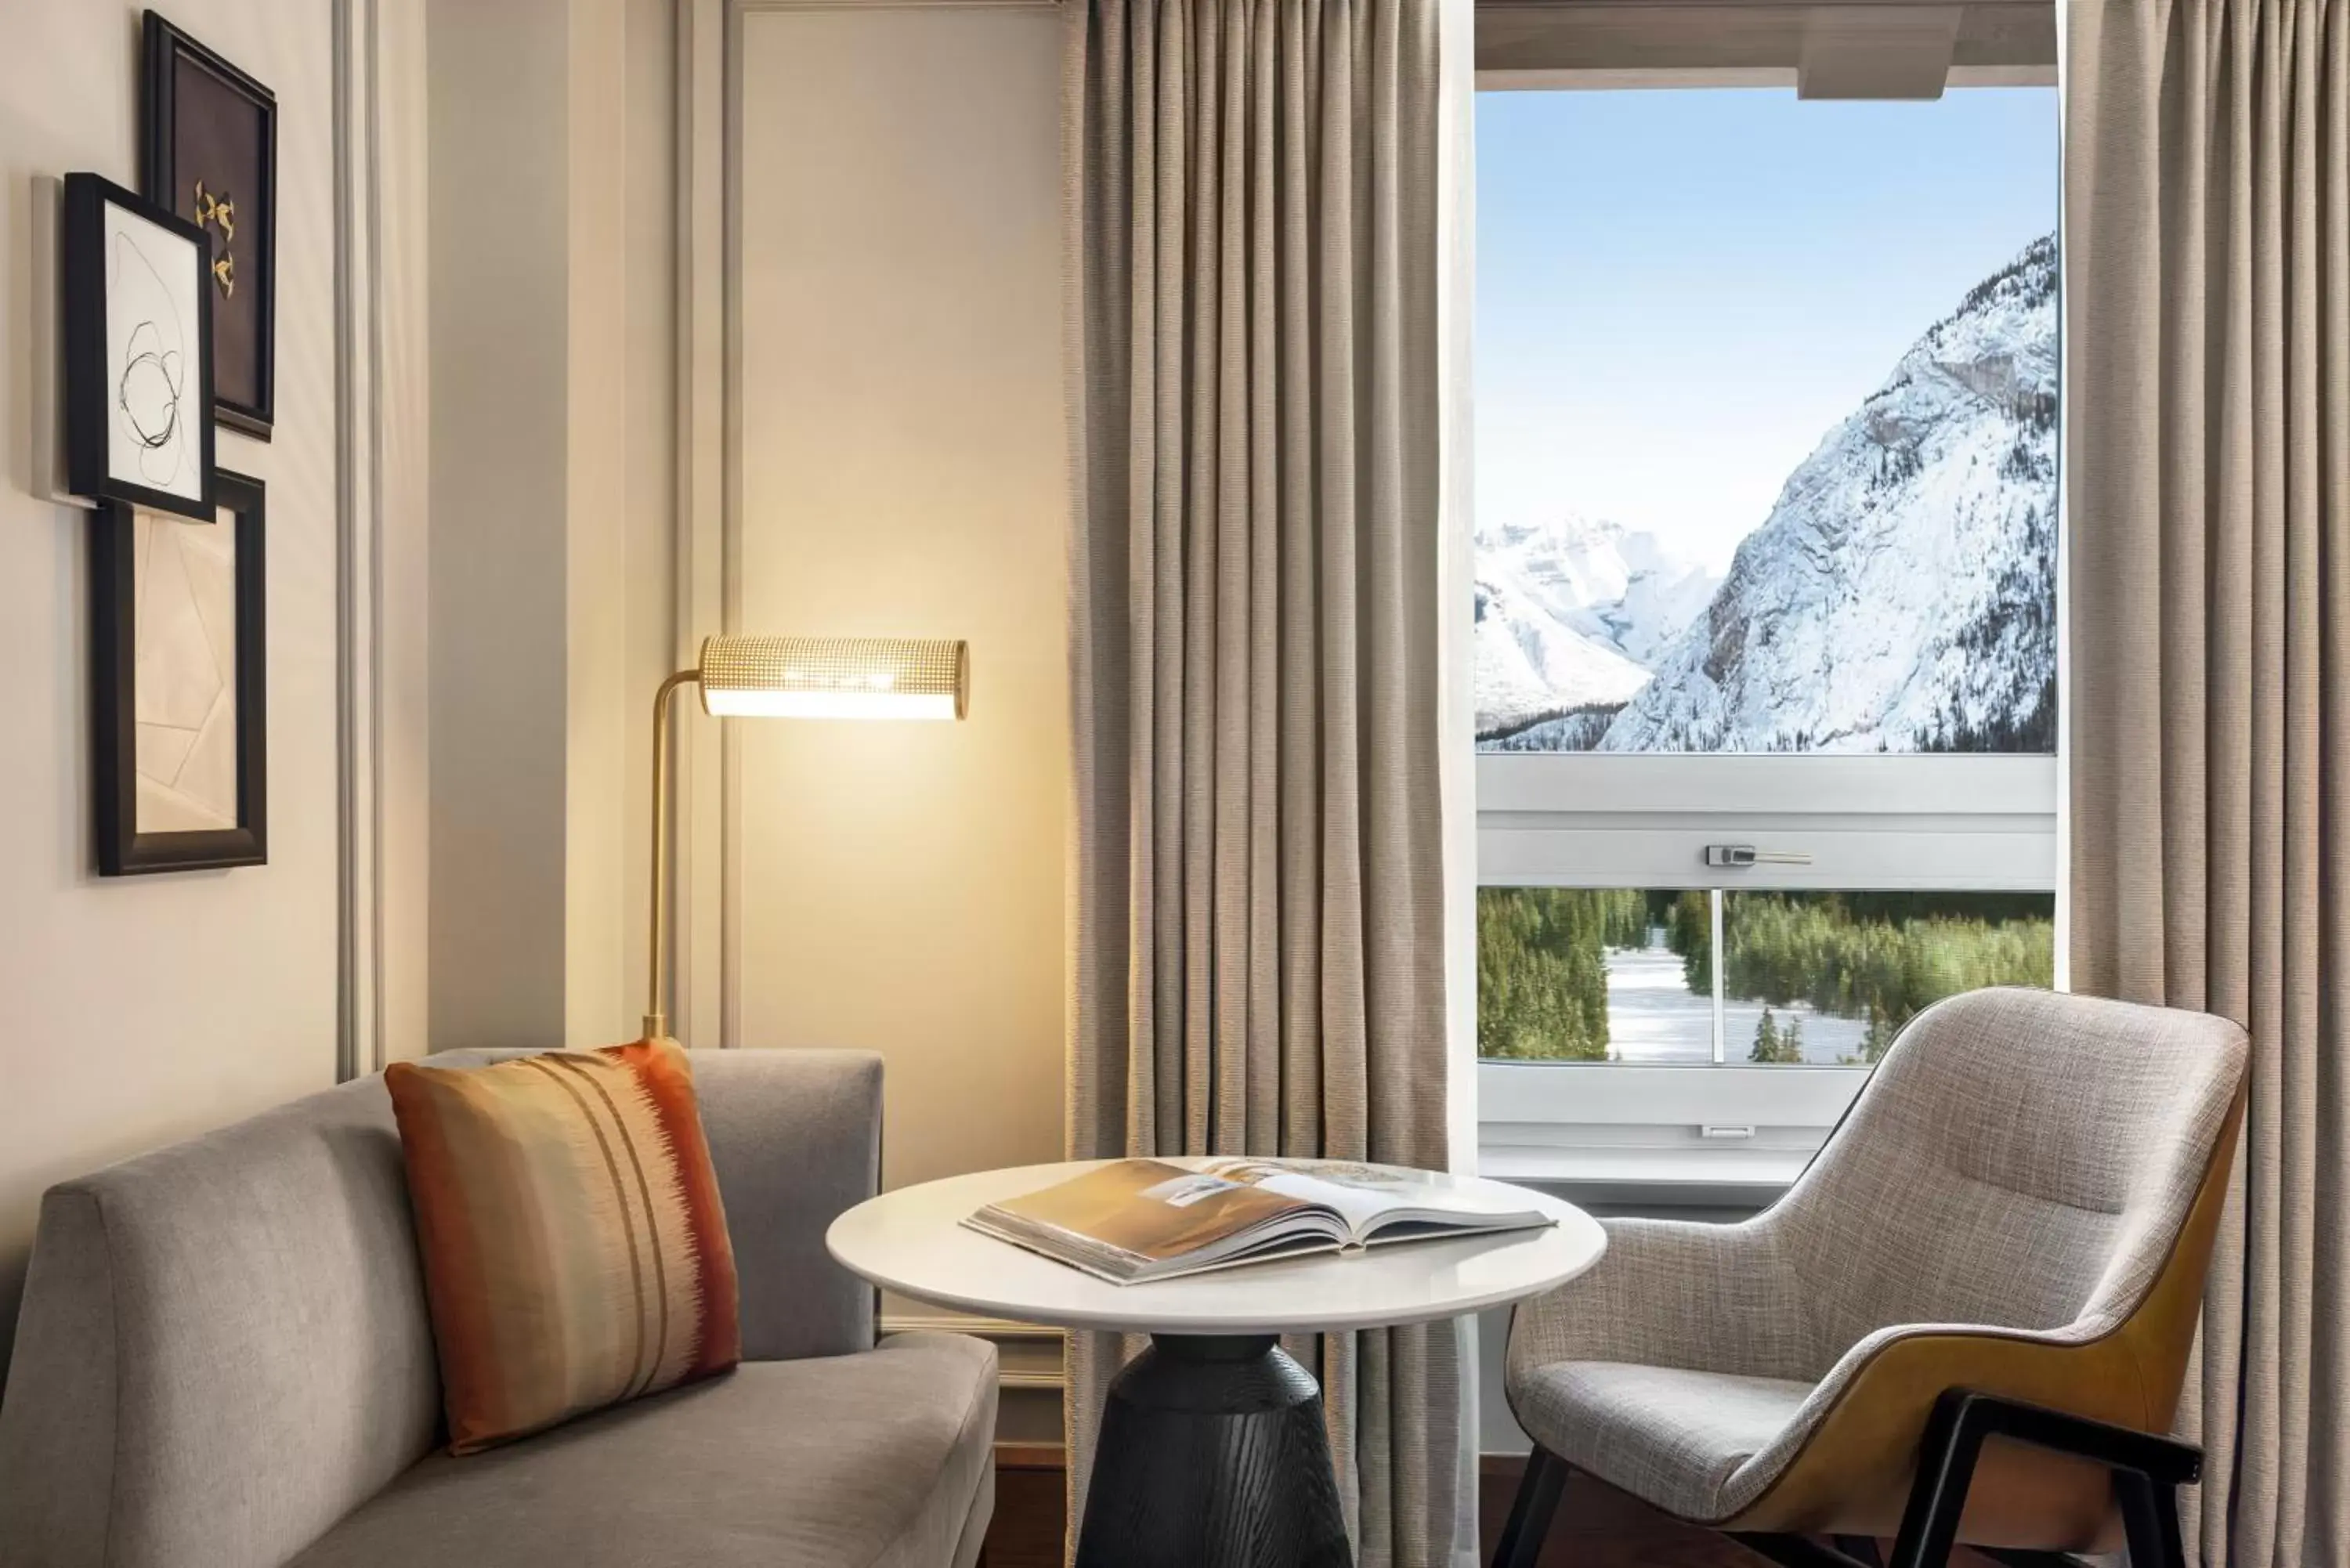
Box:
[996,1440,1066,1471]
[989,1446,1542,1478]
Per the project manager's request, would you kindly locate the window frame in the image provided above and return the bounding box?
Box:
[1479,753,2059,891]
[1467,72,2064,1183]
[1476,752,2059,1180]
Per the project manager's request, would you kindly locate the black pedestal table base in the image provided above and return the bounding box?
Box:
[1073,1333,1351,1568]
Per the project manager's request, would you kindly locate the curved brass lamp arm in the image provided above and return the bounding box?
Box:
[645,668,702,1039]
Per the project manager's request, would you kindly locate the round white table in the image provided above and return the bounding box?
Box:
[826,1158,1606,1568]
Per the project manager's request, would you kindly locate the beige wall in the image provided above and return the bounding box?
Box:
[426,0,571,1050]
[0,0,1067,1408]
[426,0,676,1054]
[732,2,1068,1190]
[0,0,424,1365]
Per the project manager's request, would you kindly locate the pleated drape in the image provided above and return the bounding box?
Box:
[1061,0,1456,1563]
[2065,3,2349,1564]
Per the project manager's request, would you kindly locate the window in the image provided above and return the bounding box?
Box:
[1480,887,2055,1066]
[1473,84,2062,1187]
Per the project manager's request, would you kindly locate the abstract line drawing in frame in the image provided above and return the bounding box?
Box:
[143,10,277,439]
[91,469,267,875]
[63,172,216,522]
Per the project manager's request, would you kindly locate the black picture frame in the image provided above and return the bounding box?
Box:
[91,470,268,876]
[62,172,216,523]
[143,10,277,440]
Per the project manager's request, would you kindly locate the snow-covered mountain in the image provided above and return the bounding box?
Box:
[1473,515,1716,736]
[1480,235,2059,755]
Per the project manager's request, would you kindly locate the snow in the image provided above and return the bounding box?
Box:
[1477,235,2059,756]
[1600,942,1867,1065]
[1473,515,1718,736]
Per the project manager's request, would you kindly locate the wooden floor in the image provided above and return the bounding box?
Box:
[975,1452,1990,1568]
[977,1462,1073,1568]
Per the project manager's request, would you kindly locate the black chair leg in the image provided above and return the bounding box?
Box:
[1834,1536,1886,1567]
[2117,1471,2188,1568]
[1885,1390,2202,1568]
[1889,1391,1987,1568]
[1492,1447,1568,1568]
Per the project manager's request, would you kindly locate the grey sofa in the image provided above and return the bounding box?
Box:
[0,1050,996,1568]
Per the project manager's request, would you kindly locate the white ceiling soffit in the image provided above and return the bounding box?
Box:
[1475,1,2058,97]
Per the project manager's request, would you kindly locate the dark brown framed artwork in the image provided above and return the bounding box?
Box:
[91,469,268,875]
[143,10,276,439]
[62,172,216,523]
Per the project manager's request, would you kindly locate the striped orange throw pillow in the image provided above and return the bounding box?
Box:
[385,1041,741,1454]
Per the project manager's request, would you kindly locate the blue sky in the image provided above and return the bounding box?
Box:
[1477,87,2058,571]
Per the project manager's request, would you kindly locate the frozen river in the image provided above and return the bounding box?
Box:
[1604,941,1868,1065]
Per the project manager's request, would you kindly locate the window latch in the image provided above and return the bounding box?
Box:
[1704,844,1813,869]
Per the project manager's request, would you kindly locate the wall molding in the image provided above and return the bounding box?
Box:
[881,1313,1065,1341]
[882,1313,1068,1391]
[674,0,730,1050]
[333,0,386,1082]
[333,0,428,1075]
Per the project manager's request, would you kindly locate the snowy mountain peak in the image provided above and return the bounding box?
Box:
[1474,514,1719,735]
[1481,233,2059,755]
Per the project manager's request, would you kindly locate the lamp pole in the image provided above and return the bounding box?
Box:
[644,668,701,1040]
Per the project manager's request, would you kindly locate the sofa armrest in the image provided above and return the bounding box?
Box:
[692,1050,883,1361]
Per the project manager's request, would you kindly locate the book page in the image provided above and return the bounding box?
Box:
[983,1159,1317,1264]
[1199,1158,1549,1240]
[1198,1158,1426,1237]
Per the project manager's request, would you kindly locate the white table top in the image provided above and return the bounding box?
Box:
[825,1158,1607,1337]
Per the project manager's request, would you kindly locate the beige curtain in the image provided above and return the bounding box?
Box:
[2066,2,2348,1565]
[1061,0,1456,1563]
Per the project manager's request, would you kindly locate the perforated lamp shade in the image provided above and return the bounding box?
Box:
[696,634,968,721]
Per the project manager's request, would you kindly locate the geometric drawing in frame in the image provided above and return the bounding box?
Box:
[91,469,266,874]
[143,11,276,439]
[62,172,216,522]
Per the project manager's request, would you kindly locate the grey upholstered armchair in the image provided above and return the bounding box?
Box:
[1495,988,2247,1568]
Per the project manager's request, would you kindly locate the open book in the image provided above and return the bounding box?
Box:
[963,1158,1554,1284]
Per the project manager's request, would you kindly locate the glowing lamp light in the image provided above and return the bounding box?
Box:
[641,633,970,1039]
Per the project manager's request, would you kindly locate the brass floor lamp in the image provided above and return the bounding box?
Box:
[642,634,969,1040]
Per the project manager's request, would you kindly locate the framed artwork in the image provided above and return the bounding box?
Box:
[91,469,268,875]
[143,11,277,439]
[62,172,215,522]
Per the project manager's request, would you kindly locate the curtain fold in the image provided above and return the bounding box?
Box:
[2065,3,2349,1565]
[1062,0,1456,1562]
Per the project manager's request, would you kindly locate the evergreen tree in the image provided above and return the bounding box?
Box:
[1476,888,1645,1061]
[1668,890,1712,995]
[1863,1007,1900,1063]
[1480,888,2054,1067]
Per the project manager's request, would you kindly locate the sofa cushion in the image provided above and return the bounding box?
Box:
[287,1334,997,1568]
[386,1041,743,1454]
